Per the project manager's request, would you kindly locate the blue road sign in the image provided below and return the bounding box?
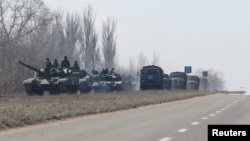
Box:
[185,66,192,73]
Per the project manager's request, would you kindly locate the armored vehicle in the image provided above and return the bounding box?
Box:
[140,65,164,90]
[57,69,92,94]
[187,75,200,90]
[90,69,123,93]
[169,71,187,90]
[18,61,92,95]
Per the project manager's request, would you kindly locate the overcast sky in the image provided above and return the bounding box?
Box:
[43,0,250,92]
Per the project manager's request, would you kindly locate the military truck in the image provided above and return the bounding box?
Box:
[18,61,92,95]
[169,71,187,90]
[139,65,164,90]
[187,75,200,90]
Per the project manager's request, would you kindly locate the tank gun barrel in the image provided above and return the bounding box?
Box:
[18,61,44,75]
[82,69,94,78]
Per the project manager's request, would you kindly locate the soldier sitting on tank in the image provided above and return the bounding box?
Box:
[104,68,109,75]
[110,68,118,75]
[71,61,80,71]
[52,59,59,68]
[92,69,99,75]
[60,56,70,69]
[110,68,114,74]
[100,68,105,75]
[44,58,52,78]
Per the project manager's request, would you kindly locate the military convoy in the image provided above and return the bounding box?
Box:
[19,59,202,95]
[139,66,200,91]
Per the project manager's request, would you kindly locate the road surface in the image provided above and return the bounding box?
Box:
[0,93,249,141]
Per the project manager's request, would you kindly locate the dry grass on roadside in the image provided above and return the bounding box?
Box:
[0,90,214,131]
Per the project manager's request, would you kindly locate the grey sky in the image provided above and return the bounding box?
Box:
[43,0,250,92]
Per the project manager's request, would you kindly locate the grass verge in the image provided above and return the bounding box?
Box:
[0,90,214,131]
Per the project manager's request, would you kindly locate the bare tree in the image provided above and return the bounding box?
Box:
[195,69,225,91]
[0,0,51,43]
[0,0,52,94]
[137,53,148,72]
[129,57,136,75]
[64,12,81,62]
[79,6,100,72]
[152,51,160,66]
[102,18,117,69]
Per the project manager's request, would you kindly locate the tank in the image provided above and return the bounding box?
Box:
[139,65,164,90]
[169,71,187,90]
[90,69,123,93]
[18,61,92,95]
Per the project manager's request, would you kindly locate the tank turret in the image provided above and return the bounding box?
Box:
[90,68,123,93]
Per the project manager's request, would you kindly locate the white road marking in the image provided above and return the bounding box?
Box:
[178,129,188,133]
[233,100,239,103]
[216,111,221,113]
[221,108,225,111]
[191,122,200,125]
[210,114,215,116]
[159,137,173,141]
[202,117,208,120]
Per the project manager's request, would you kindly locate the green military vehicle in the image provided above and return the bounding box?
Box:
[169,71,187,90]
[18,61,92,95]
[90,69,123,93]
[140,65,164,90]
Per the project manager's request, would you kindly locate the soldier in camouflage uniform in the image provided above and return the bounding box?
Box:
[52,59,59,68]
[71,61,80,71]
[60,56,70,69]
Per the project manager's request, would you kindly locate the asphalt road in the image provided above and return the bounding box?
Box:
[0,93,249,141]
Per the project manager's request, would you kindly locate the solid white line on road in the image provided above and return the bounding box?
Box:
[210,114,215,117]
[159,137,173,141]
[191,122,200,125]
[178,129,188,133]
[202,117,208,120]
